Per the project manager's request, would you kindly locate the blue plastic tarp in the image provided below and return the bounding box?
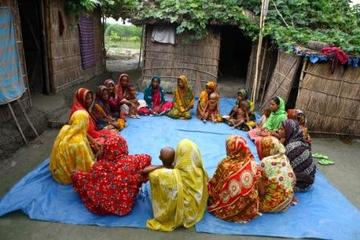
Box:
[0,97,360,239]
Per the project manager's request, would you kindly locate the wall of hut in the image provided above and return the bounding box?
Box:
[296,62,360,136]
[261,51,302,108]
[0,0,31,122]
[142,25,221,95]
[47,0,105,93]
[0,0,105,123]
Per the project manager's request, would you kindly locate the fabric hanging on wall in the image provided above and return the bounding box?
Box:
[151,25,175,45]
[78,16,96,69]
[0,7,25,105]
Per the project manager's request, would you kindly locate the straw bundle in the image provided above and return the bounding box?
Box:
[296,63,360,136]
[142,25,220,95]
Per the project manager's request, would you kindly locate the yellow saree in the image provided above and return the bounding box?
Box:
[147,139,208,231]
[49,110,95,184]
[167,75,194,119]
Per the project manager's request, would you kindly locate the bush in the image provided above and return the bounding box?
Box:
[105,23,142,41]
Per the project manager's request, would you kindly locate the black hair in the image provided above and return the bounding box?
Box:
[272,96,280,105]
[128,84,136,89]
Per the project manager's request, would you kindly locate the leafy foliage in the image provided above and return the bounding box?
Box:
[65,0,360,54]
[105,23,142,41]
[133,0,360,54]
[133,0,260,40]
[262,0,360,54]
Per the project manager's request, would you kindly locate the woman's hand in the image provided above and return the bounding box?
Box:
[270,131,281,139]
[92,141,103,159]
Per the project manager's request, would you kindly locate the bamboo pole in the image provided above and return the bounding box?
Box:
[17,99,39,137]
[8,102,28,144]
[256,40,268,98]
[138,25,145,69]
[251,0,269,103]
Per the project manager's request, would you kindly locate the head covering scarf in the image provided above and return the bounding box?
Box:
[237,89,249,100]
[208,135,260,222]
[144,76,165,108]
[152,75,161,83]
[50,110,95,184]
[175,75,194,109]
[104,79,115,89]
[96,85,108,101]
[92,85,111,124]
[146,139,208,231]
[225,135,253,160]
[257,136,296,212]
[168,75,194,119]
[263,96,287,131]
[197,80,218,117]
[70,88,105,139]
[71,88,95,114]
[115,73,130,100]
[257,136,286,159]
[206,81,217,92]
[282,119,304,144]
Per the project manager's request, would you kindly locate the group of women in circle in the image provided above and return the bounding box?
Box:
[49,73,316,232]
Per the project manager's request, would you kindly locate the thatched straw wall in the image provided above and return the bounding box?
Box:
[142,25,220,95]
[296,63,360,136]
[262,51,302,107]
[47,0,105,93]
[0,0,31,123]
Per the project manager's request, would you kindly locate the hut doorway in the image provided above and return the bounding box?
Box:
[218,26,252,86]
[18,0,50,94]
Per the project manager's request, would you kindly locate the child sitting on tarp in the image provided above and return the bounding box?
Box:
[228,88,254,117]
[141,147,175,180]
[127,85,150,118]
[226,101,256,131]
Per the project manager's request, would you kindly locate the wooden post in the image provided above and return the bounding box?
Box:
[17,99,39,137]
[251,0,269,104]
[138,25,145,69]
[8,102,28,144]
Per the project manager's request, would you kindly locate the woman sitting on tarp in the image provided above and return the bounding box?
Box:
[72,141,151,216]
[114,73,136,119]
[279,119,316,192]
[103,79,120,117]
[167,75,194,119]
[92,85,126,130]
[208,135,262,223]
[145,139,208,231]
[143,76,173,115]
[70,88,128,162]
[256,136,296,213]
[248,96,287,142]
[49,110,95,184]
[228,89,254,115]
[197,80,222,123]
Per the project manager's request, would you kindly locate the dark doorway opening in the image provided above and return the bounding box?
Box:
[218,26,252,84]
[286,59,304,110]
[18,0,50,94]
